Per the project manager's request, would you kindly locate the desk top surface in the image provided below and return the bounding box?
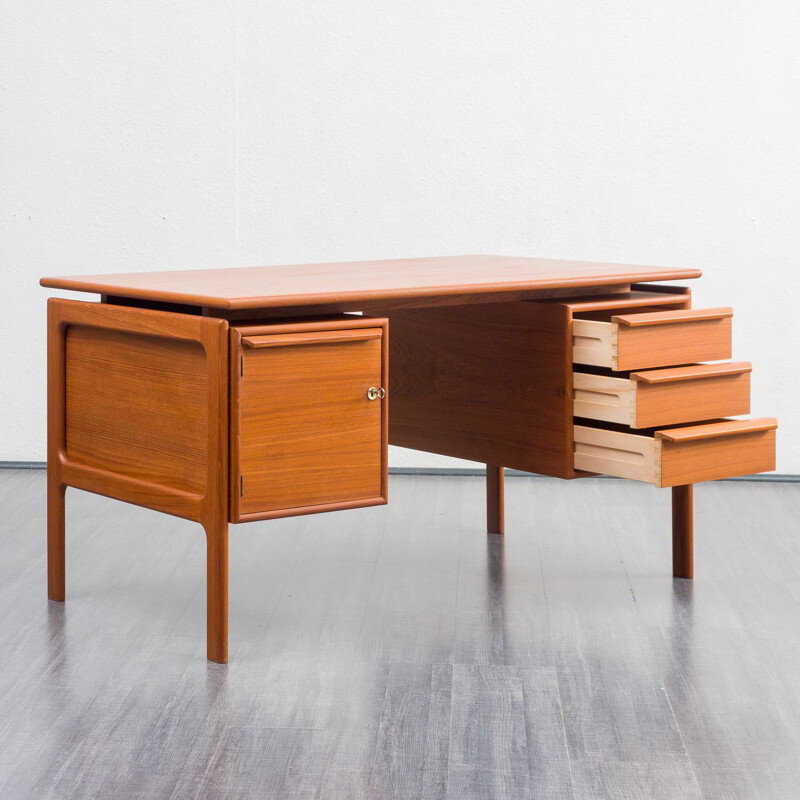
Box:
[41,254,701,311]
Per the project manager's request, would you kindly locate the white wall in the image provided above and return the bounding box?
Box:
[2,1,798,472]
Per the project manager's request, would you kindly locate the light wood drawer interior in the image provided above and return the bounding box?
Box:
[573,362,751,428]
[573,418,777,488]
[572,307,733,370]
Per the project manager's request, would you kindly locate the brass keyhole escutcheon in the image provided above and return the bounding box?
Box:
[367,386,386,400]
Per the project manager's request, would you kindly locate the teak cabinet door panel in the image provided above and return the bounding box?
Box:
[572,307,733,371]
[231,321,387,521]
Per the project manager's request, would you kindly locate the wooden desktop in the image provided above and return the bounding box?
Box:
[41,255,778,662]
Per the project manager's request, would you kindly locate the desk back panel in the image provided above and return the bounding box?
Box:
[383,302,577,478]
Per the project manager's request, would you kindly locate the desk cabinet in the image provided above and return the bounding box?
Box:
[47,301,387,662]
[52,302,388,526]
[230,318,388,521]
[384,283,776,492]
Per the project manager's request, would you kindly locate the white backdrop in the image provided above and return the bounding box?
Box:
[2,1,798,472]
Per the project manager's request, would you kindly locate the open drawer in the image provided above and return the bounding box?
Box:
[572,307,732,370]
[230,317,388,522]
[573,418,777,488]
[573,362,751,428]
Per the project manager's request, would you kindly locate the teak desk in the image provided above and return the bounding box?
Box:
[41,255,778,662]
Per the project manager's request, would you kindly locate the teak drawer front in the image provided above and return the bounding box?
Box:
[232,321,388,521]
[573,362,752,428]
[572,307,732,370]
[573,418,777,488]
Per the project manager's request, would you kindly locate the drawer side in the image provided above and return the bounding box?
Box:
[573,373,635,426]
[573,425,656,483]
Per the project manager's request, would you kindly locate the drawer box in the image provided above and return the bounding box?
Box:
[573,418,777,488]
[573,362,751,428]
[230,318,388,522]
[572,307,732,370]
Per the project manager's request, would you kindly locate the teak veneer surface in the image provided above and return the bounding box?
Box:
[40,255,701,310]
[65,327,209,494]
[236,332,385,518]
[384,301,576,479]
[230,317,389,522]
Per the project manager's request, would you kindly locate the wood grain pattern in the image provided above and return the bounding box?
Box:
[46,298,67,602]
[8,471,800,798]
[574,364,752,428]
[656,427,777,488]
[573,425,657,484]
[40,254,702,310]
[382,302,577,478]
[630,361,752,384]
[562,286,691,312]
[197,284,636,321]
[574,419,777,488]
[636,370,751,428]
[370,663,453,798]
[615,314,732,371]
[571,318,615,367]
[573,310,733,371]
[672,484,693,579]
[230,317,388,521]
[65,326,209,493]
[573,372,636,426]
[42,263,777,662]
[612,306,732,327]
[655,417,777,443]
[49,300,229,523]
[448,664,573,798]
[242,329,381,348]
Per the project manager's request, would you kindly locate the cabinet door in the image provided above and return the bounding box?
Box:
[231,323,387,521]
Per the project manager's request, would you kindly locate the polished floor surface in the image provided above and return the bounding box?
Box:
[1,470,799,799]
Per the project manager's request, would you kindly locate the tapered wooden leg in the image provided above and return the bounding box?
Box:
[47,478,66,601]
[204,518,229,663]
[672,484,693,579]
[487,464,504,535]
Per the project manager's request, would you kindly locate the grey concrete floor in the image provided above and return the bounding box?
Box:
[1,470,799,799]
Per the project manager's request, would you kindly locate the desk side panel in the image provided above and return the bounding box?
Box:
[382,302,576,478]
[50,299,228,522]
[65,327,209,494]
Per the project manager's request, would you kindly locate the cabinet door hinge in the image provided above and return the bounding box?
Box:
[240,475,243,496]
[240,355,244,376]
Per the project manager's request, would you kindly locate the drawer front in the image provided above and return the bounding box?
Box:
[573,362,751,428]
[232,321,388,521]
[574,418,777,488]
[573,307,732,370]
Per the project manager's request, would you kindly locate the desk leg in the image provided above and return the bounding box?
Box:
[487,464,504,535]
[47,299,67,602]
[204,517,229,663]
[47,479,66,602]
[672,484,693,579]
